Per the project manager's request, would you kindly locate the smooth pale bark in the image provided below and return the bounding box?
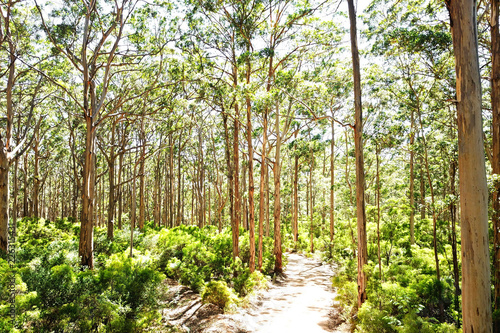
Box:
[448,0,493,330]
[347,0,368,307]
[491,0,500,325]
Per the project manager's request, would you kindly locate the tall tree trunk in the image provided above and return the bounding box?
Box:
[491,0,500,327]
[79,115,96,269]
[448,0,493,330]
[347,0,368,307]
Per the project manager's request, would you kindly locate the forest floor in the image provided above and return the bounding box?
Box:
[158,252,350,333]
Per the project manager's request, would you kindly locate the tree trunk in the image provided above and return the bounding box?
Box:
[448,0,493,330]
[347,0,368,307]
[79,115,96,269]
[491,0,500,327]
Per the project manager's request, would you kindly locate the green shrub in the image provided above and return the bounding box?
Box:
[201,280,238,311]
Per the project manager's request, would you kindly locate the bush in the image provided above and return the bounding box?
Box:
[201,281,238,311]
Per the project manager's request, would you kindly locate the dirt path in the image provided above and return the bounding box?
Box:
[159,253,349,333]
[225,252,349,333]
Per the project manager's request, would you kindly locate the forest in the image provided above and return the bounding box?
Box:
[0,0,496,332]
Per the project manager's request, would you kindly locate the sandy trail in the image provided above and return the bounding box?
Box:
[228,252,349,333]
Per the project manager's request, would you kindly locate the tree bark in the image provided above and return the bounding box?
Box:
[448,0,493,330]
[79,115,96,269]
[347,0,368,308]
[491,0,500,327]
